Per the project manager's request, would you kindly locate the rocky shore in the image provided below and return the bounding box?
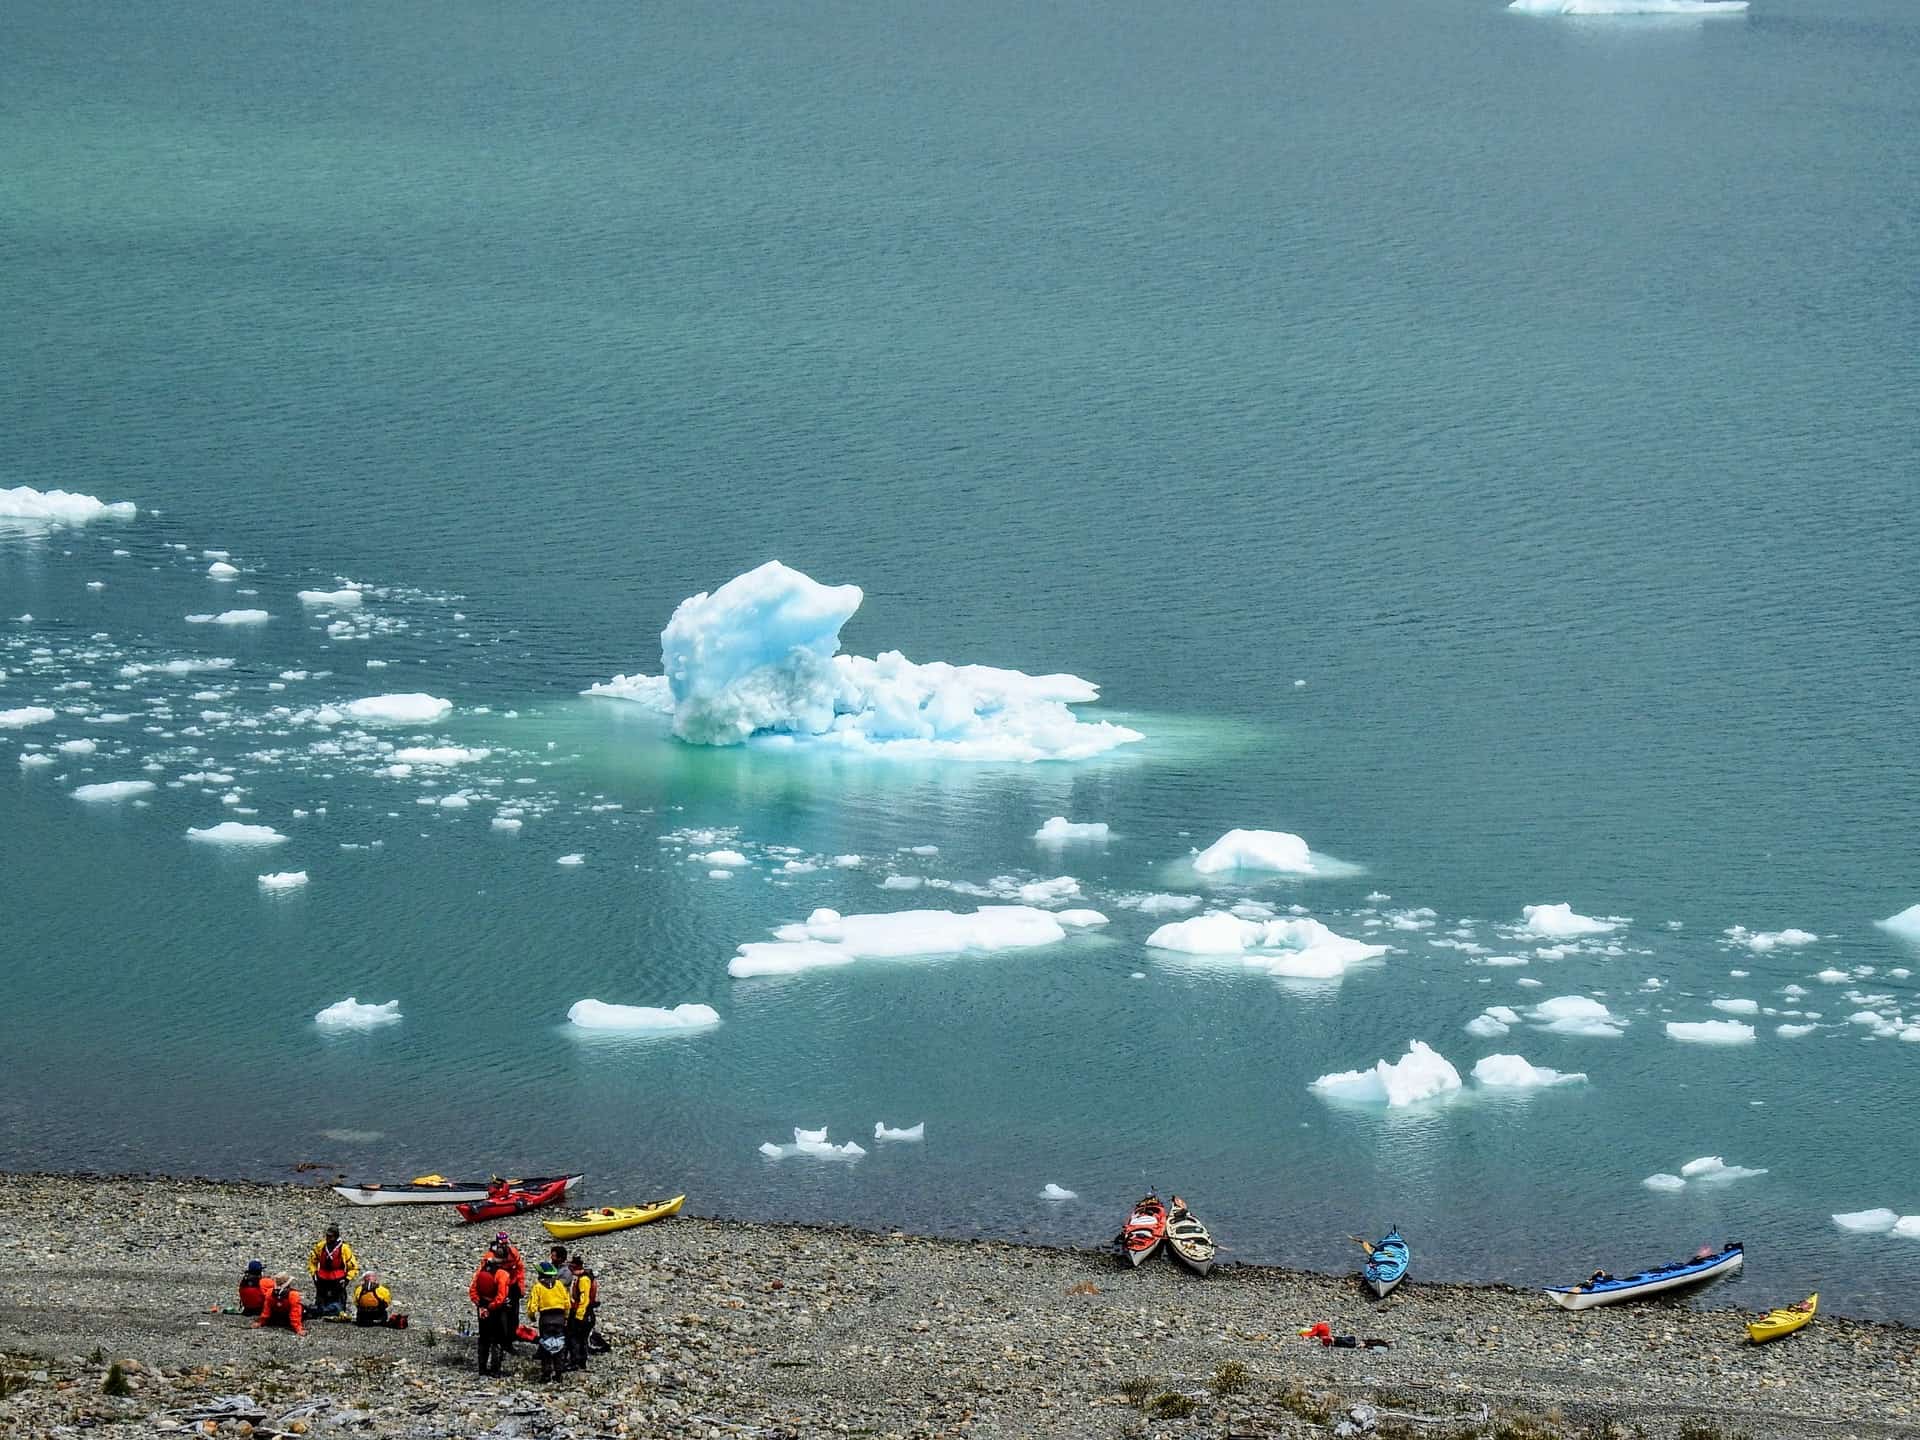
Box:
[0,1173,1913,1439]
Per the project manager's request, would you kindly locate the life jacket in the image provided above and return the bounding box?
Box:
[354,1281,390,1324]
[259,1281,303,1334]
[238,1275,266,1314]
[529,1279,571,1333]
[570,1270,597,1321]
[469,1263,509,1310]
[313,1241,350,1282]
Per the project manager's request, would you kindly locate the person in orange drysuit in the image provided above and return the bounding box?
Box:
[254,1275,305,1335]
[470,1256,511,1375]
[238,1260,268,1316]
[488,1234,526,1348]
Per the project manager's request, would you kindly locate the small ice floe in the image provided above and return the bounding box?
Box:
[492,817,523,832]
[730,905,1067,978]
[18,751,57,768]
[1833,1209,1902,1234]
[1033,816,1109,843]
[1643,1174,1687,1192]
[695,849,749,867]
[1529,995,1626,1037]
[187,822,288,846]
[759,1127,865,1161]
[342,693,451,725]
[1519,903,1617,939]
[258,871,309,891]
[1724,925,1817,952]
[1877,905,1920,943]
[1465,1005,1523,1038]
[1190,828,1319,876]
[207,561,239,578]
[72,779,155,802]
[1114,892,1202,915]
[1146,912,1386,980]
[1814,968,1849,983]
[298,586,363,608]
[1680,1156,1768,1183]
[1710,998,1759,1015]
[1041,1183,1077,1201]
[1510,0,1747,13]
[1470,1054,1584,1089]
[1666,1019,1757,1045]
[86,580,105,590]
[1057,909,1109,928]
[315,998,401,1028]
[567,999,720,1032]
[556,853,585,866]
[392,746,490,766]
[201,609,270,626]
[0,707,57,729]
[874,1121,925,1142]
[0,485,136,526]
[1311,1041,1462,1108]
[1776,1023,1817,1038]
[831,854,863,868]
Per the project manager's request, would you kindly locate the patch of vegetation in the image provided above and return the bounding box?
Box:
[1210,1359,1251,1396]
[87,1346,105,1365]
[1276,1382,1336,1423]
[101,1362,132,1397]
[1488,1415,1564,1440]
[1119,1374,1159,1407]
[1145,1391,1200,1420]
[0,1371,26,1401]
[420,1327,438,1349]
[1676,1426,1747,1440]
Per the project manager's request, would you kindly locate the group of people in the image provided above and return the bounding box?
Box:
[468,1233,598,1382]
[237,1223,402,1336]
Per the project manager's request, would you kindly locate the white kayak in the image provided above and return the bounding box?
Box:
[333,1173,579,1207]
[1547,1242,1744,1311]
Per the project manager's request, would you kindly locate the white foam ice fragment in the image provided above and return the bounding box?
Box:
[0,706,57,729]
[1666,1019,1756,1044]
[906,844,939,856]
[1711,998,1759,1015]
[1643,1173,1687,1192]
[880,875,922,890]
[1056,909,1109,928]
[1877,905,1920,943]
[1529,995,1626,1037]
[315,997,402,1028]
[613,561,1141,761]
[1145,911,1388,979]
[207,561,239,578]
[57,738,96,755]
[118,657,235,678]
[18,752,57,769]
[298,587,363,608]
[202,609,270,626]
[1511,0,1745,11]
[259,871,309,891]
[1033,816,1109,843]
[437,794,470,809]
[1366,891,1391,903]
[730,905,1067,978]
[1040,1183,1077,1200]
[187,822,288,846]
[1776,1023,1817,1038]
[1311,1040,1463,1108]
[0,486,136,527]
[1520,904,1617,938]
[1815,968,1849,983]
[957,874,1080,907]
[1129,971,1146,979]
[779,859,819,874]
[758,1127,866,1161]
[86,580,105,590]
[1680,1156,1767,1182]
[1115,892,1202,915]
[708,869,734,880]
[874,1121,925,1141]
[1471,1054,1586,1088]
[1478,954,1529,967]
[392,746,490,766]
[72,780,156,802]
[831,854,863,868]
[1833,1208,1900,1234]
[557,853,585,866]
[567,999,720,1032]
[1191,828,1315,875]
[582,672,675,711]
[491,817,523,832]
[696,849,749,867]
[1725,925,1818,952]
[342,694,451,725]
[1465,1005,1515,1038]
[1896,1217,1920,1240]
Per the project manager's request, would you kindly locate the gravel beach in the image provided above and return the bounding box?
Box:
[0,1173,1912,1439]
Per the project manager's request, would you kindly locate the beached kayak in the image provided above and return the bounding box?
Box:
[333,1173,577,1207]
[454,1174,584,1223]
[1748,1293,1817,1343]
[1118,1193,1168,1268]
[1165,1198,1216,1277]
[1547,1242,1744,1310]
[541,1195,684,1239]
[1363,1228,1410,1299]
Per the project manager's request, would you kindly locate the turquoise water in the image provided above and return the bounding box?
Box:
[5,0,1919,1316]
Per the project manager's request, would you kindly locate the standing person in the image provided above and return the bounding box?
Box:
[254,1275,305,1335]
[352,1273,392,1326]
[565,1253,596,1372]
[527,1262,572,1383]
[469,1256,510,1375]
[490,1233,525,1349]
[237,1260,268,1316]
[547,1243,569,1274]
[307,1224,357,1316]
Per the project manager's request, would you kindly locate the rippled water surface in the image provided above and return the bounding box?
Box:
[3,0,1918,1317]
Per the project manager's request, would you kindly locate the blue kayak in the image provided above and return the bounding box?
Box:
[1363,1228,1410,1298]
[1547,1242,1744,1310]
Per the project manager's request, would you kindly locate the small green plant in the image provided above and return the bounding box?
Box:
[1145,1391,1199,1420]
[101,1362,132,1397]
[1276,1383,1335,1423]
[1210,1359,1250,1396]
[87,1346,105,1365]
[0,1371,26,1400]
[1119,1374,1159,1407]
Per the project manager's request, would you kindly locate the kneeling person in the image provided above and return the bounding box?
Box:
[353,1273,392,1326]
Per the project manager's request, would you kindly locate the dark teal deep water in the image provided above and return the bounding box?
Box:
[4,0,1918,1315]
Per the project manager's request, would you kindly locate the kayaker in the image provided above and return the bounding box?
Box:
[548,1243,569,1272]
[254,1275,304,1336]
[307,1224,358,1315]
[353,1273,392,1327]
[565,1253,597,1371]
[490,1233,526,1348]
[527,1261,573,1382]
[238,1259,268,1316]
[469,1256,511,1375]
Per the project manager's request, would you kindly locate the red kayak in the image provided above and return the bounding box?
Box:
[454,1174,584,1224]
[1119,1192,1169,1268]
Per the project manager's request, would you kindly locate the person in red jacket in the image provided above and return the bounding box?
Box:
[254,1275,304,1336]
[489,1234,526,1350]
[469,1256,511,1375]
[237,1260,267,1316]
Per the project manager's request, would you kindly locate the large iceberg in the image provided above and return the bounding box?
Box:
[591,562,1142,761]
[1145,912,1387,979]
[1191,828,1315,876]
[0,486,137,528]
[1877,904,1920,943]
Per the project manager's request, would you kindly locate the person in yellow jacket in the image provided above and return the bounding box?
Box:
[565,1253,597,1372]
[307,1224,358,1315]
[352,1273,392,1326]
[526,1262,573,1383]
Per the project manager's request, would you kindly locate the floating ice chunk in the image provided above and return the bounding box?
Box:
[0,707,57,729]
[391,746,491,766]
[1680,1156,1767,1183]
[794,1126,828,1144]
[72,780,156,802]
[874,1121,925,1141]
[1115,892,1202,915]
[758,1127,866,1160]
[1466,1013,1509,1038]
[621,561,1140,760]
[315,997,401,1028]
[1814,968,1849,983]
[831,854,863,868]
[1510,0,1746,11]
[18,751,56,769]
[1040,1183,1077,1201]
[86,580,105,590]
[1643,1173,1687,1192]
[1520,904,1616,938]
[567,999,721,1032]
[187,822,288,846]
[1529,995,1625,1037]
[1471,1054,1586,1088]
[696,849,749,867]
[437,794,469,809]
[207,561,239,578]
[1191,828,1315,875]
[1667,1019,1756,1044]
[207,609,270,626]
[556,853,585,866]
[342,693,451,725]
[1896,1217,1920,1241]
[1146,911,1388,979]
[1056,909,1109,928]
[582,672,675,711]
[298,587,363,608]
[57,738,97,755]
[906,844,939,856]
[880,875,922,890]
[1311,1040,1463,1107]
[1711,998,1759,1015]
[730,905,1067,978]
[708,869,733,880]
[1725,925,1818,952]
[1877,905,1920,943]
[491,817,523,832]
[1033,817,1110,843]
[0,485,137,526]
[1833,1208,1900,1234]
[258,871,309,891]
[1776,1023,1817,1038]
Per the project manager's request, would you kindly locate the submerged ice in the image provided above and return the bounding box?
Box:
[593,561,1142,761]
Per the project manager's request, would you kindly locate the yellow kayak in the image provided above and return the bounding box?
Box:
[1747,1292,1817,1343]
[542,1194,684,1240]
